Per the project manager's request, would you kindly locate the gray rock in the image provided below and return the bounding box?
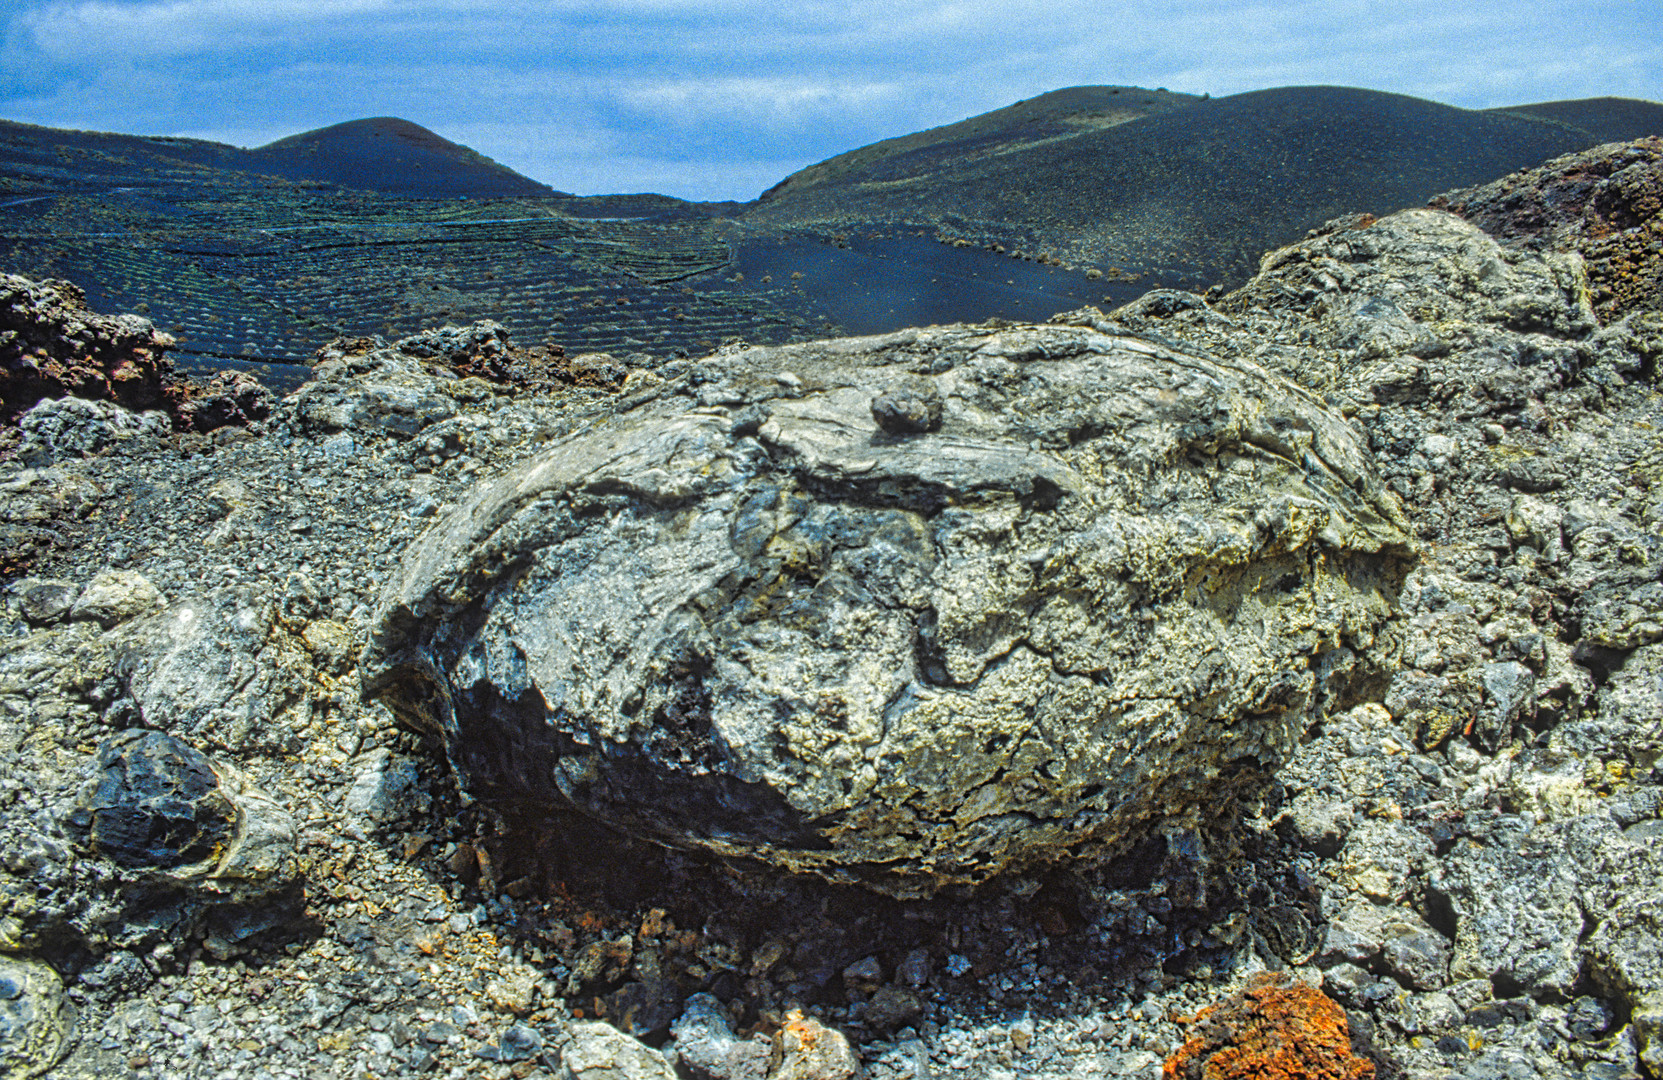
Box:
[557,1020,679,1080]
[669,993,770,1080]
[1397,989,1462,1035]
[1429,822,1584,999]
[1317,902,1450,989]
[0,954,71,1080]
[863,985,924,1032]
[1479,661,1536,744]
[16,579,78,625]
[289,350,457,437]
[1381,924,1453,991]
[1277,793,1353,857]
[895,947,932,989]
[1584,847,1663,1075]
[70,569,163,628]
[869,379,943,434]
[15,395,169,465]
[78,730,298,903]
[1576,582,1663,651]
[344,749,422,826]
[491,1023,542,1061]
[772,1014,859,1080]
[363,323,1413,894]
[1580,644,1663,767]
[111,588,312,752]
[1335,819,1434,903]
[841,955,882,992]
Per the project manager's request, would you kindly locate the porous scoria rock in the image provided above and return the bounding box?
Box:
[1432,136,1663,322]
[0,274,181,424]
[363,321,1414,894]
[1163,973,1374,1080]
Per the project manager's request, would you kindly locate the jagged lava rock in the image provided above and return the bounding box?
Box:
[1431,136,1663,322]
[362,323,1413,894]
[1164,973,1374,1080]
[0,274,181,424]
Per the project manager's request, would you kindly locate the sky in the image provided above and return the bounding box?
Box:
[0,0,1659,202]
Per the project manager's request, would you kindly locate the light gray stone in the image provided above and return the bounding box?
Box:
[1429,822,1583,999]
[0,954,71,1080]
[670,994,769,1080]
[70,570,162,628]
[557,1020,678,1080]
[363,323,1413,895]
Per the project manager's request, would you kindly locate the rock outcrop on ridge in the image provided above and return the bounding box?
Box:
[0,274,183,424]
[1431,135,1662,323]
[1,139,1662,1080]
[361,318,1414,895]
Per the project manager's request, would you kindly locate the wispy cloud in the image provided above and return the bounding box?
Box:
[1,0,1658,199]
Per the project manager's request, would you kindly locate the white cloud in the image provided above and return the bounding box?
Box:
[12,0,395,57]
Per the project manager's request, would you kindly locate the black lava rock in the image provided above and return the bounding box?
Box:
[83,730,234,871]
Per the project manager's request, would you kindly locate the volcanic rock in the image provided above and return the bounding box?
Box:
[174,369,275,433]
[1431,136,1663,322]
[0,953,70,1080]
[14,395,173,466]
[558,1020,679,1080]
[1164,973,1375,1080]
[669,993,771,1080]
[363,321,1413,894]
[75,729,298,903]
[0,274,181,424]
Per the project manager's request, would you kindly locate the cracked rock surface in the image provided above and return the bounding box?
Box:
[362,322,1413,894]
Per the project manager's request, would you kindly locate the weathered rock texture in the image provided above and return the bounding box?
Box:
[1432,136,1662,323]
[0,953,71,1079]
[1163,974,1374,1080]
[0,275,182,425]
[6,138,1663,1080]
[363,322,1413,894]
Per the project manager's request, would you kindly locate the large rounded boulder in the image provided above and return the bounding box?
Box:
[361,323,1413,894]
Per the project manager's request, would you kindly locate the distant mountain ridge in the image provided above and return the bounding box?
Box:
[0,85,1659,382]
[0,115,560,197]
[757,85,1201,202]
[746,85,1663,287]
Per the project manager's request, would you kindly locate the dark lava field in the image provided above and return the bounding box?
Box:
[2,86,1660,387]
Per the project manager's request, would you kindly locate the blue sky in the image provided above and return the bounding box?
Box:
[1,0,1658,201]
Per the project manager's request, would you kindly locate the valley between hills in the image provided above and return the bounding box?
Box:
[3,86,1659,390]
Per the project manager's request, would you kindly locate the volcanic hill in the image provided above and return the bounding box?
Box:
[1,86,1659,384]
[0,115,558,197]
[746,85,1663,286]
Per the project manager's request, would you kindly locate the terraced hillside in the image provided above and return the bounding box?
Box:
[3,88,1660,388]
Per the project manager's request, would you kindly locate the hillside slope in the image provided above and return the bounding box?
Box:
[757,85,1200,202]
[1489,96,1663,145]
[746,85,1648,287]
[0,116,558,197]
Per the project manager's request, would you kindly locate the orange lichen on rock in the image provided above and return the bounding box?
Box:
[1164,973,1374,1080]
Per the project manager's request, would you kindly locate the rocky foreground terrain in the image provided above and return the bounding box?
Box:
[1,138,1661,1080]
